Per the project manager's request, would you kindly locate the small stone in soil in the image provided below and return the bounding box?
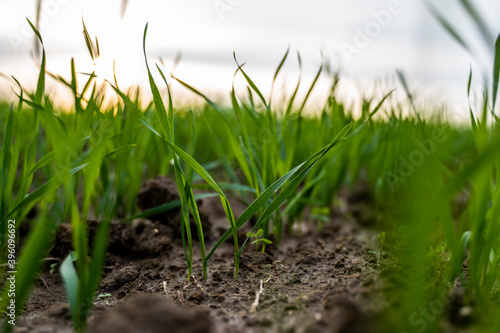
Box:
[188,290,206,304]
[101,265,140,292]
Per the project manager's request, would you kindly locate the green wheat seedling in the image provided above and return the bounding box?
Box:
[172,48,356,254]
[246,229,272,251]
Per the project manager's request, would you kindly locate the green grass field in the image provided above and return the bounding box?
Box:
[1,7,500,332]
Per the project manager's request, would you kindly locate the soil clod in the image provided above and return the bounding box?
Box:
[91,293,213,333]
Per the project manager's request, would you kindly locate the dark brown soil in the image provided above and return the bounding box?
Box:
[10,178,388,333]
[137,175,213,240]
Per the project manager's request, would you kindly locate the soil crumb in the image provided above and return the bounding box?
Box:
[137,176,181,223]
[137,176,212,239]
[91,293,213,333]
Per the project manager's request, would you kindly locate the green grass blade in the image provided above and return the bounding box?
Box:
[425,2,469,52]
[102,144,137,159]
[171,75,225,116]
[298,64,323,116]
[1,107,14,206]
[458,0,495,47]
[140,116,227,199]
[1,179,58,226]
[492,34,500,111]
[143,24,171,139]
[82,19,97,63]
[155,64,175,135]
[59,252,80,325]
[26,19,45,105]
[192,183,257,194]
[234,53,269,110]
[269,47,290,108]
[369,90,394,120]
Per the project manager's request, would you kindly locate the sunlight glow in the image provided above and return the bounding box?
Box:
[1,0,499,113]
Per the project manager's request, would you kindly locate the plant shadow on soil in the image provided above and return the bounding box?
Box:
[14,177,394,333]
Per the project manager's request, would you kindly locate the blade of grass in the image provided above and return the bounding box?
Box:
[492,34,500,112]
[425,2,470,52]
[234,53,269,111]
[269,47,289,109]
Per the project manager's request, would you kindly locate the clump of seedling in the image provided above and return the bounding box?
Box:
[262,260,282,278]
[246,229,272,251]
[132,22,353,283]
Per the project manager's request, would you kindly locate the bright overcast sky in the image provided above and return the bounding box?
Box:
[0,0,499,116]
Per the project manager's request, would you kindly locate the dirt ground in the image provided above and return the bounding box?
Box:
[11,177,390,333]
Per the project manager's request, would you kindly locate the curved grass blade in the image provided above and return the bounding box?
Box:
[102,144,136,159]
[284,52,303,119]
[458,0,495,47]
[1,179,58,226]
[82,19,98,63]
[269,47,290,108]
[297,64,323,116]
[171,75,225,116]
[234,52,269,110]
[59,252,79,324]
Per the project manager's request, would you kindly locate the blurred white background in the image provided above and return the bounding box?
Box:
[0,0,499,117]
